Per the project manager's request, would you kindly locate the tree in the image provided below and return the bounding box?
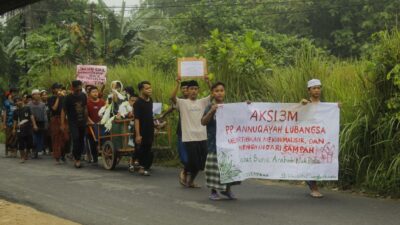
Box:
[0,36,24,89]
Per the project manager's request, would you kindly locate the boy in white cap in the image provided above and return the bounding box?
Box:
[301,78,324,198]
[301,79,322,104]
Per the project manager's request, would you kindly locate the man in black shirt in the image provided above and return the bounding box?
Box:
[12,96,37,163]
[61,80,88,168]
[134,81,154,176]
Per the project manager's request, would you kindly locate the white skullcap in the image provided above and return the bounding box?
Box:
[307,79,322,88]
[31,89,40,95]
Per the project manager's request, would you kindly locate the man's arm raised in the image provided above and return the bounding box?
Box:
[204,75,211,90]
[170,77,181,105]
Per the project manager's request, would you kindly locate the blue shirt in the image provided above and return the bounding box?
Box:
[204,104,217,153]
[3,99,16,127]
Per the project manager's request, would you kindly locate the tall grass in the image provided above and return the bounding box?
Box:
[36,63,176,101]
[263,49,400,196]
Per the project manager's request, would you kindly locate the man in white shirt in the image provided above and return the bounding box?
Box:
[171,77,211,187]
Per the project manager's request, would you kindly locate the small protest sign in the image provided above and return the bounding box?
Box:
[153,103,162,115]
[76,65,107,85]
[177,58,207,78]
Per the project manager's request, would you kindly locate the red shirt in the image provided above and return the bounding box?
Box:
[87,98,105,123]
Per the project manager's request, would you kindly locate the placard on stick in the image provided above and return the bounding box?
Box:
[153,103,162,115]
[178,58,207,78]
[76,65,107,85]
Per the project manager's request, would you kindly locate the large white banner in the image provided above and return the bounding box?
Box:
[216,103,340,183]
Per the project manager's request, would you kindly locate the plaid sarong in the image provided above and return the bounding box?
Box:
[205,152,228,191]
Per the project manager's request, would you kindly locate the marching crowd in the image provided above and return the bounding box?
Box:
[1,77,326,200]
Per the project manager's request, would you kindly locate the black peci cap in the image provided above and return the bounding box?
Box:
[51,82,62,90]
[186,80,199,88]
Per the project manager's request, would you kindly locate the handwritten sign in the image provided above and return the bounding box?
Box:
[178,58,207,78]
[76,65,107,85]
[216,102,340,183]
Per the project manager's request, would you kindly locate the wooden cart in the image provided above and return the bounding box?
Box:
[92,118,172,170]
[94,119,134,170]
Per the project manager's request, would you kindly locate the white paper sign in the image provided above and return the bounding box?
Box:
[153,103,162,115]
[181,61,204,77]
[216,102,340,183]
[76,65,107,85]
[178,58,207,78]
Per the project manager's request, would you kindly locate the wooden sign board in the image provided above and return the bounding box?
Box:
[177,58,207,78]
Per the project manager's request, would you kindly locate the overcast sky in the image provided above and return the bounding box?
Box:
[91,0,141,7]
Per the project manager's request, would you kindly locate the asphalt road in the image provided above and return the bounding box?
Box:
[0,146,399,225]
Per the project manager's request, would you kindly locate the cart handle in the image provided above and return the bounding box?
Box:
[113,119,134,124]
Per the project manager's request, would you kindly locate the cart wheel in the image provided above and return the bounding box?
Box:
[101,141,118,170]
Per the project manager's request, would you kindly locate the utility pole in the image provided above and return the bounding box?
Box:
[103,16,106,60]
[21,9,29,87]
[87,3,95,64]
[120,0,126,36]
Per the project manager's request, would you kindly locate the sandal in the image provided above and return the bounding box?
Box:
[138,167,150,176]
[143,170,151,176]
[188,183,201,188]
[74,161,82,168]
[310,191,323,198]
[209,193,221,201]
[128,165,135,173]
[179,170,187,187]
[220,191,237,200]
[133,162,140,172]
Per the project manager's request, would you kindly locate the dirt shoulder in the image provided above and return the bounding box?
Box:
[0,199,80,225]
